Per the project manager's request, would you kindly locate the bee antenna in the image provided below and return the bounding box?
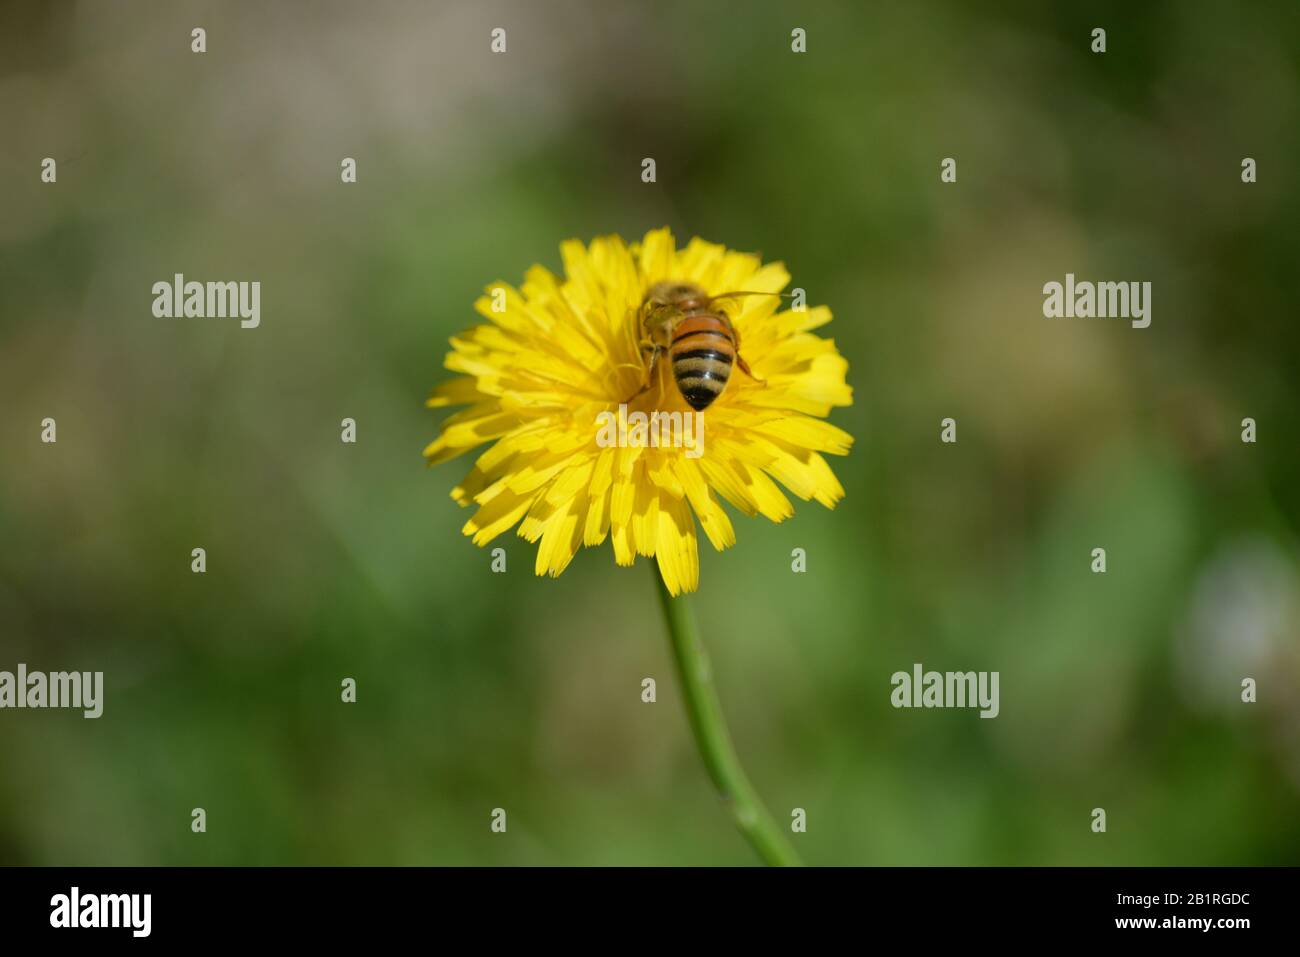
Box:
[706,290,798,304]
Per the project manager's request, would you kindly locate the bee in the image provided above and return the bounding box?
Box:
[630,281,775,410]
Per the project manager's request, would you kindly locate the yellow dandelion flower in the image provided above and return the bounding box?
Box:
[424,227,853,596]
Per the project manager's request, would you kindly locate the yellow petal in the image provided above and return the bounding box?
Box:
[631,478,660,557]
[535,494,584,578]
[463,489,538,546]
[583,484,611,546]
[731,458,794,523]
[637,227,677,285]
[753,416,854,455]
[426,377,486,408]
[655,495,699,596]
[424,409,521,465]
[673,458,736,551]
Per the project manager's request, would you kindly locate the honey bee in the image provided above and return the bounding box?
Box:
[630,281,777,410]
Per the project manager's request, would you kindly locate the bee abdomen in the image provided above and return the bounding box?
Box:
[676,345,738,408]
[665,310,738,408]
[676,373,726,409]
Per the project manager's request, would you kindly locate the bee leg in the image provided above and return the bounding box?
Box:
[729,324,767,386]
[622,343,660,402]
[736,352,767,386]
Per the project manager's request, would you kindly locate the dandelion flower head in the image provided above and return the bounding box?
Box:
[425,227,853,595]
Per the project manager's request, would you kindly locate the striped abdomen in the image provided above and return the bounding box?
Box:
[670,312,736,410]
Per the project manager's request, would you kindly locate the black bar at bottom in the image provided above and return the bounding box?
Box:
[0,866,1287,943]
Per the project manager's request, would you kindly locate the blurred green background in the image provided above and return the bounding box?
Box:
[1,0,1298,865]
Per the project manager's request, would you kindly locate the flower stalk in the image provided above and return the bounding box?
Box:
[654,569,803,866]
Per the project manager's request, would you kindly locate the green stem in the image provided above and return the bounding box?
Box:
[654,569,803,866]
